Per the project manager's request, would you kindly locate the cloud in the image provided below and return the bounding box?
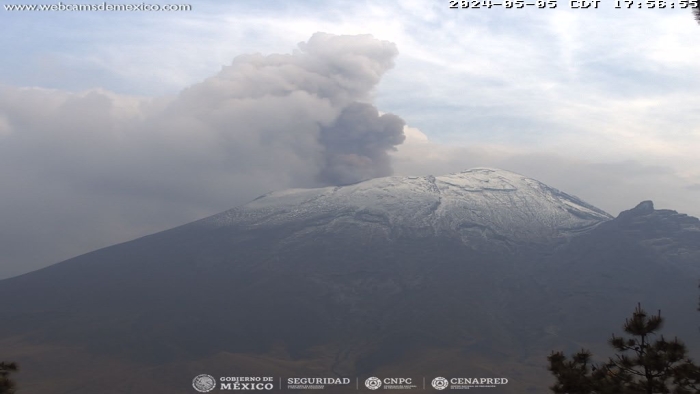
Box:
[318,102,405,185]
[393,129,700,220]
[3,3,700,278]
[0,32,404,278]
[0,114,11,137]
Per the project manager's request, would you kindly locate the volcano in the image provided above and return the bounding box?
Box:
[2,168,699,393]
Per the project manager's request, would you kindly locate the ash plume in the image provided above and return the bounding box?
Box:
[0,32,406,277]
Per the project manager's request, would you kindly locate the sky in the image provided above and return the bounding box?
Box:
[1,0,700,279]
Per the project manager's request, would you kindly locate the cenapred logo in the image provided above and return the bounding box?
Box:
[432,377,449,390]
[192,374,217,393]
[365,377,382,390]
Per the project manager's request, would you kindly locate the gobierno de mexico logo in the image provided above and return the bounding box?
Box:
[192,374,217,393]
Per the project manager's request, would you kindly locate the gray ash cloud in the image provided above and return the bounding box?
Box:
[0,32,406,277]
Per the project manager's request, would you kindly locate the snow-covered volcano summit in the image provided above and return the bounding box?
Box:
[205,168,612,243]
[4,168,698,394]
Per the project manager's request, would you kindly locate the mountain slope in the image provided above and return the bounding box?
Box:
[1,169,698,394]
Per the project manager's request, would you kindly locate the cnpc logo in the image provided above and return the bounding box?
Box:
[365,377,414,390]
